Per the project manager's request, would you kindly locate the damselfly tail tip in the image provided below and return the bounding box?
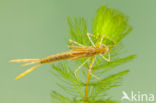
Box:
[14,64,41,80]
[9,59,17,63]
[22,62,37,67]
[14,76,21,80]
[9,59,26,63]
[9,59,40,63]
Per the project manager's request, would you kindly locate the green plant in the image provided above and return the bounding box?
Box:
[50,5,135,103]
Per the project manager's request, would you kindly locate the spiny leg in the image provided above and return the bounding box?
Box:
[104,35,118,45]
[69,39,85,47]
[99,34,106,47]
[100,54,110,62]
[74,58,90,80]
[87,33,95,47]
[87,32,96,38]
[99,34,111,62]
[87,56,101,81]
[89,69,101,81]
[99,34,120,47]
[101,34,119,47]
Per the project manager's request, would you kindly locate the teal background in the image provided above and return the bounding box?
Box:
[0,0,155,103]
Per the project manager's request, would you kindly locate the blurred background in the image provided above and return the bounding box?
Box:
[0,0,156,103]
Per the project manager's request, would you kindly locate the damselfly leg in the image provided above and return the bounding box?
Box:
[87,33,96,47]
[89,69,101,81]
[100,54,110,62]
[69,39,85,47]
[74,58,90,80]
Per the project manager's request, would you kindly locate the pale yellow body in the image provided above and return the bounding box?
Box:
[10,33,115,80]
[9,45,109,80]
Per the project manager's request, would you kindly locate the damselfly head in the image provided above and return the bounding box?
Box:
[100,45,109,54]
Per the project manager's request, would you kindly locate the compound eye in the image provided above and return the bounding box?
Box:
[106,47,109,52]
[101,44,105,47]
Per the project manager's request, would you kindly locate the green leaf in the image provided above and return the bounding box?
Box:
[92,6,132,46]
[87,70,130,99]
[67,17,89,46]
[51,91,71,103]
[51,63,84,98]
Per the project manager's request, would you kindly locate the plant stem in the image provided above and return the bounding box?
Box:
[84,56,96,101]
